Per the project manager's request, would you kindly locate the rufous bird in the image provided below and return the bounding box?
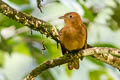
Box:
[59,12,87,70]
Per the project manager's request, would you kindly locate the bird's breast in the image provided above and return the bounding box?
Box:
[60,27,86,51]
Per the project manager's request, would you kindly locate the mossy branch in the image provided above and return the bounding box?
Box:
[0,0,59,42]
[24,47,120,80]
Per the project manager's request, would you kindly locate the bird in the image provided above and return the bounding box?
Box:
[59,12,87,70]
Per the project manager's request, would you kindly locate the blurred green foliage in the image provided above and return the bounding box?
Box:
[0,0,120,80]
[0,51,4,67]
[89,69,113,80]
[77,0,95,22]
[8,0,29,5]
[111,5,120,30]
[0,14,23,29]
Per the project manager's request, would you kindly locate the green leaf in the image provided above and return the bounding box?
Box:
[89,69,113,80]
[86,56,104,67]
[40,70,55,80]
[77,0,95,21]
[0,14,23,29]
[108,20,119,31]
[25,34,61,59]
[23,34,61,64]
[112,5,120,27]
[0,36,13,54]
[8,0,29,5]
[22,7,34,14]
[13,41,31,55]
[26,41,47,63]
[93,43,118,48]
[0,51,5,67]
[65,66,73,77]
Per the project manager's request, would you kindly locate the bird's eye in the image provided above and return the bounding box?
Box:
[69,15,73,18]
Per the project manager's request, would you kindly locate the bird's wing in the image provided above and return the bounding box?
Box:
[59,27,67,55]
[82,23,87,49]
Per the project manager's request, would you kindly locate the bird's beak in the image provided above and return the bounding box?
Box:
[59,16,64,19]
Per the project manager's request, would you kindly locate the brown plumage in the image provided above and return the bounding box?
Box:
[59,12,87,70]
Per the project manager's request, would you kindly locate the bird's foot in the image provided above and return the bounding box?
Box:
[72,49,83,60]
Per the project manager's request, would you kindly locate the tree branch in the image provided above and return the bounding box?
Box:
[24,47,120,80]
[0,0,59,42]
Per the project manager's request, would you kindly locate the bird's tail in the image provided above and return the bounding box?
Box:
[68,59,79,70]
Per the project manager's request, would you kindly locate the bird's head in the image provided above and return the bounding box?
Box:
[59,12,82,27]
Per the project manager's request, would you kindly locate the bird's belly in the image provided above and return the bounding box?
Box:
[63,38,85,51]
[60,27,86,51]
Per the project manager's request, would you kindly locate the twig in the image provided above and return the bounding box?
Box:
[37,0,43,12]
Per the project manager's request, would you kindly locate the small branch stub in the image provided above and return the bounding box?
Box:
[37,0,43,12]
